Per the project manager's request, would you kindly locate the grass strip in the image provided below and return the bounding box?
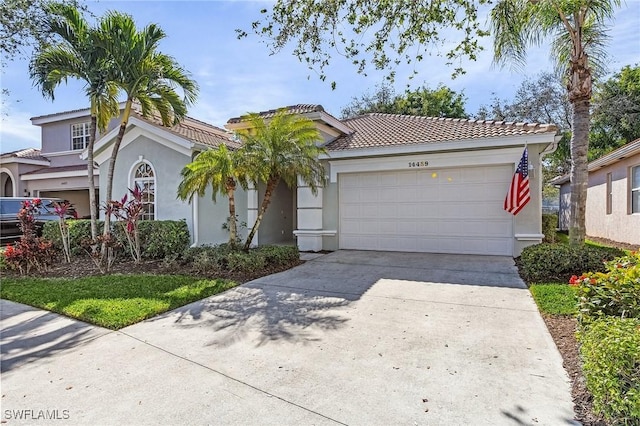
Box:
[1,274,237,329]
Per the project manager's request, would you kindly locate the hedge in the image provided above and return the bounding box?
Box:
[517,243,625,283]
[579,317,640,424]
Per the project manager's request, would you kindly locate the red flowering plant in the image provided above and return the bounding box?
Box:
[105,186,144,263]
[52,200,74,263]
[575,251,640,323]
[3,199,56,274]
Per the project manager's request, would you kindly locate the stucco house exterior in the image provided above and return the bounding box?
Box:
[1,108,122,217]
[2,104,559,256]
[552,138,640,245]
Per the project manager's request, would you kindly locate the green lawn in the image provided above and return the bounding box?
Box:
[529,283,578,315]
[0,275,237,329]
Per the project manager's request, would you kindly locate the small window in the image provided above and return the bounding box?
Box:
[132,162,156,220]
[631,165,640,214]
[71,122,90,150]
[606,173,612,215]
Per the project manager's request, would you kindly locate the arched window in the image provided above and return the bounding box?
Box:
[131,161,156,220]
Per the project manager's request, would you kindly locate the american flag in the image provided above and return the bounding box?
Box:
[504,147,530,215]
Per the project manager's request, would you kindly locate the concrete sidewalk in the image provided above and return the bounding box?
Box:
[1,251,577,425]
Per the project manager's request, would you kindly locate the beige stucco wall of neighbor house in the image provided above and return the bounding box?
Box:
[558,183,571,231]
[586,154,640,245]
[99,135,193,238]
[39,189,96,218]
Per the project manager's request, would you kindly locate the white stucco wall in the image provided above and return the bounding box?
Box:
[586,154,640,245]
[197,185,248,246]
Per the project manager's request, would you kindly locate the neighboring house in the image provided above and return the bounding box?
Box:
[552,138,640,245]
[0,108,122,218]
[3,103,559,256]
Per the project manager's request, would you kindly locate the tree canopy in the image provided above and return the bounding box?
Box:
[238,0,491,86]
[341,83,467,119]
[590,64,640,158]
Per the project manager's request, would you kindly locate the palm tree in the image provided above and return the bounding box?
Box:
[236,110,326,251]
[177,145,247,247]
[29,3,120,241]
[491,0,620,245]
[96,11,199,245]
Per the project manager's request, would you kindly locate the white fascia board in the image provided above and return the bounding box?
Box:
[21,169,98,181]
[588,139,640,170]
[0,157,50,166]
[305,111,353,135]
[43,150,83,158]
[327,145,529,182]
[91,118,192,164]
[320,132,555,160]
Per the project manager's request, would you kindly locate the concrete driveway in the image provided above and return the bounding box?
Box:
[1,251,576,425]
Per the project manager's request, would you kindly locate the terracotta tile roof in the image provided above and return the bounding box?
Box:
[227,104,325,124]
[131,109,240,149]
[22,164,92,175]
[326,114,558,151]
[0,148,49,162]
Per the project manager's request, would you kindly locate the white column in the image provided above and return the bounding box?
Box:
[294,181,324,252]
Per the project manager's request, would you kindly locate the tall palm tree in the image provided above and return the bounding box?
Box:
[29,3,120,241]
[96,11,199,245]
[177,145,247,247]
[236,110,326,251]
[491,0,620,245]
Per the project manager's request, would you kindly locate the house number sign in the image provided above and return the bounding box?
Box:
[408,160,429,168]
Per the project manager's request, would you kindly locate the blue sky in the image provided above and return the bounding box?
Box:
[1,0,639,153]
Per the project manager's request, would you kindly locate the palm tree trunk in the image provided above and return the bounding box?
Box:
[569,97,590,246]
[102,100,132,259]
[87,113,98,242]
[226,177,237,247]
[243,176,279,251]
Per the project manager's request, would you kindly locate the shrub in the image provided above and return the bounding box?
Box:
[579,317,640,424]
[541,213,558,243]
[182,244,298,275]
[573,251,640,322]
[43,220,105,256]
[43,219,189,260]
[518,243,625,283]
[4,199,56,274]
[258,245,299,265]
[138,220,190,260]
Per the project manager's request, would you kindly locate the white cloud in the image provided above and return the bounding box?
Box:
[0,110,40,153]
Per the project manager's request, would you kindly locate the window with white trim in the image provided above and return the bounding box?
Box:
[631,165,640,214]
[71,122,90,150]
[132,162,156,220]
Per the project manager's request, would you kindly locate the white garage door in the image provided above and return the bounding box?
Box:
[339,166,514,255]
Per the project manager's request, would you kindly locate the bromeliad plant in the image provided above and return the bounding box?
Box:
[572,251,640,322]
[3,199,56,274]
[105,186,144,263]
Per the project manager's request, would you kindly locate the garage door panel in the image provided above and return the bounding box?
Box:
[339,166,514,256]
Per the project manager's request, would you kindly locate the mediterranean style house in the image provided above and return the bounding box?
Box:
[1,104,560,256]
[553,138,640,246]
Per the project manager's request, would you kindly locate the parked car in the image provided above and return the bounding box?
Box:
[0,197,76,246]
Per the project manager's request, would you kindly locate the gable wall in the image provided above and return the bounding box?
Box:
[586,153,640,244]
[99,134,194,239]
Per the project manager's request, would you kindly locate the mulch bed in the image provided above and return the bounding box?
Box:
[2,257,304,284]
